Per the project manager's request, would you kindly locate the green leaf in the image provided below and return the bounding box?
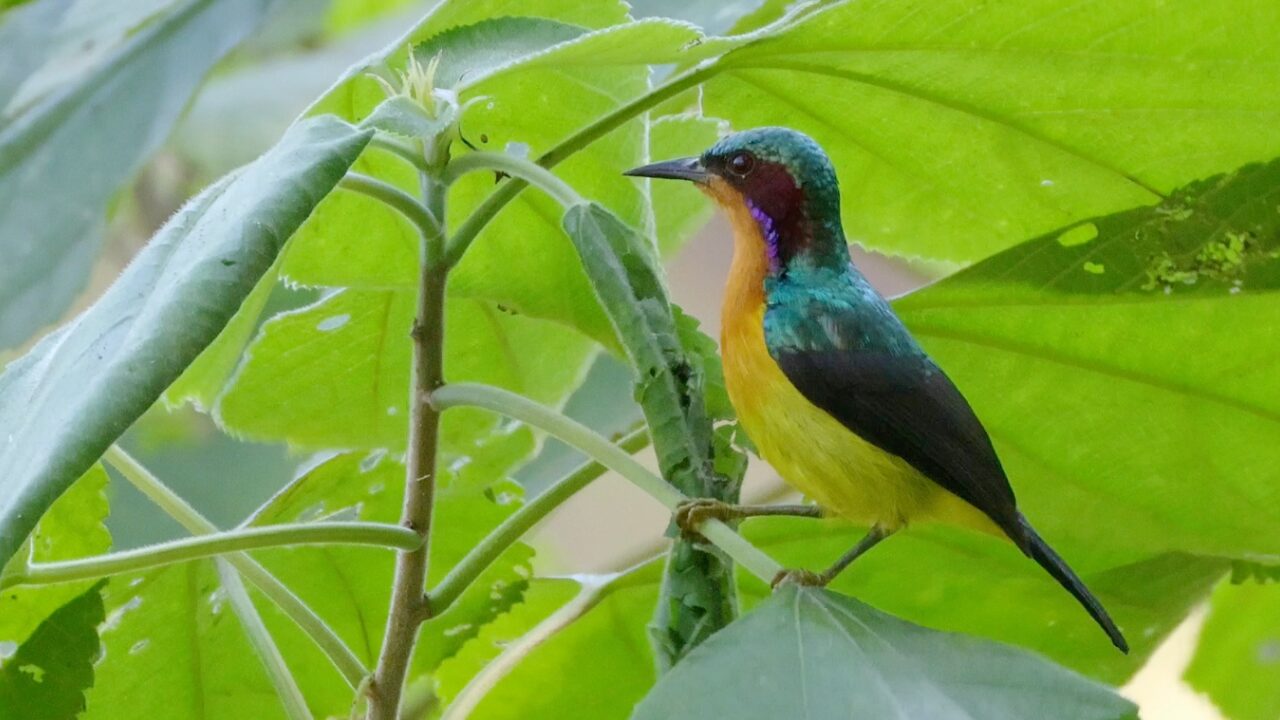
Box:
[648,114,723,255]
[163,264,281,411]
[563,202,744,665]
[413,15,700,90]
[742,519,1225,682]
[0,116,372,569]
[892,157,1280,568]
[217,289,596,451]
[241,450,537,711]
[439,564,662,720]
[285,5,710,347]
[702,0,1280,263]
[0,580,105,720]
[0,0,72,110]
[360,95,450,139]
[1185,582,1280,720]
[83,562,287,720]
[0,0,282,348]
[0,465,111,655]
[633,585,1137,720]
[432,577,581,709]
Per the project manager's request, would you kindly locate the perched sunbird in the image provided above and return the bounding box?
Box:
[626,127,1128,652]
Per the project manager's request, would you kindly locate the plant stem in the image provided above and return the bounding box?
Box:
[103,445,370,689]
[442,152,583,208]
[366,141,450,720]
[429,426,650,613]
[430,384,783,583]
[216,559,314,720]
[442,62,721,268]
[370,134,430,172]
[340,173,438,239]
[1,522,419,591]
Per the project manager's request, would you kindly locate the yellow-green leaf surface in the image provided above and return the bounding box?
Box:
[0,466,110,656]
[894,158,1280,568]
[702,0,1280,263]
[633,585,1136,720]
[743,519,1224,682]
[0,581,105,720]
[234,452,536,714]
[438,564,662,720]
[1185,582,1280,720]
[0,0,283,348]
[283,6,708,346]
[0,116,371,569]
[217,289,596,451]
[83,562,287,720]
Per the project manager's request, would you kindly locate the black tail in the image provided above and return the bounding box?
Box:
[1017,514,1128,653]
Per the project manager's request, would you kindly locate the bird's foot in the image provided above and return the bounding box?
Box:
[674,498,737,541]
[770,568,828,590]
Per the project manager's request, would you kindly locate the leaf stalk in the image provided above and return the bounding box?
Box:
[0,521,419,591]
[103,445,371,689]
[430,383,783,584]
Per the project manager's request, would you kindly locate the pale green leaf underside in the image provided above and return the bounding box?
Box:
[0,116,371,569]
[633,585,1137,720]
[0,0,281,348]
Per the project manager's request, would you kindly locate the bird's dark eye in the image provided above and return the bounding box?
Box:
[727,152,755,177]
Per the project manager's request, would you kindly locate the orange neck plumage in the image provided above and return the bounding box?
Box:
[704,179,769,343]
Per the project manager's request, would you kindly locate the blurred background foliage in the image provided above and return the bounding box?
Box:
[2,0,1279,718]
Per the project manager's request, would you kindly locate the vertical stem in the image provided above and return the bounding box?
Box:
[367,139,450,720]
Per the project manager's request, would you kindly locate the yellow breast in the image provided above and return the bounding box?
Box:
[710,180,993,532]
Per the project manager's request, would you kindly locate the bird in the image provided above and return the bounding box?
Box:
[625,126,1128,653]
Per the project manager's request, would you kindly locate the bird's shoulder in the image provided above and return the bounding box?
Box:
[762,264,923,361]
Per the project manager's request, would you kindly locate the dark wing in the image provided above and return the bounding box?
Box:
[774,349,1024,540]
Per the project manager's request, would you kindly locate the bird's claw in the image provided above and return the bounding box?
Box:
[674,498,735,540]
[771,568,827,590]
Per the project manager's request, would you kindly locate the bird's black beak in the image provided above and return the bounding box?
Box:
[623,156,708,183]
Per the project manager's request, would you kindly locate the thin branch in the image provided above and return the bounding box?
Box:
[103,445,370,689]
[339,173,439,239]
[429,425,650,613]
[443,152,583,208]
[216,559,314,720]
[1,521,419,591]
[366,138,451,720]
[430,383,784,584]
[441,62,722,268]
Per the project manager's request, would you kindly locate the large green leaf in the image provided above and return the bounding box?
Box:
[217,289,596,452]
[0,581,105,720]
[0,116,371,569]
[83,562,286,720]
[701,0,1280,263]
[633,585,1137,720]
[437,563,662,720]
[0,466,110,654]
[893,157,1280,568]
[284,6,707,346]
[236,451,537,715]
[0,0,282,348]
[1185,581,1280,720]
[743,518,1225,682]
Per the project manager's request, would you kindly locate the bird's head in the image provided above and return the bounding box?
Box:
[626,127,848,274]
